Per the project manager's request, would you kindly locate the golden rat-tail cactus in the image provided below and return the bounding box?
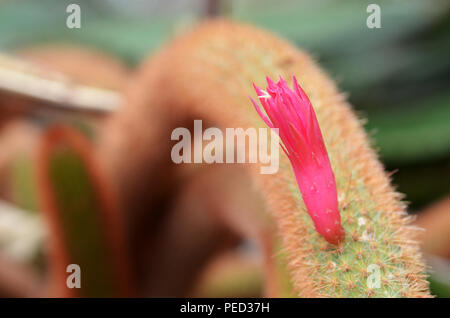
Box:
[37,126,134,297]
[98,20,430,297]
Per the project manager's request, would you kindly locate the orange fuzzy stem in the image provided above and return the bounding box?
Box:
[37,125,134,297]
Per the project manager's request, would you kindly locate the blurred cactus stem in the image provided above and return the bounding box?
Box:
[37,126,134,297]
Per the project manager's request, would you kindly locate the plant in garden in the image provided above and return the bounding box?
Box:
[98,20,431,297]
[37,126,133,297]
[8,19,429,298]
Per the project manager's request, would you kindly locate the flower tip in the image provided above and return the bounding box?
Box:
[265,76,276,87]
[252,83,264,97]
[292,75,298,86]
[278,75,287,84]
[322,224,345,245]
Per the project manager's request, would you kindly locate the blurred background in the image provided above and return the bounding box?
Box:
[0,0,449,297]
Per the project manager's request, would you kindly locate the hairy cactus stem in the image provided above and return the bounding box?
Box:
[37,125,134,297]
[98,20,430,297]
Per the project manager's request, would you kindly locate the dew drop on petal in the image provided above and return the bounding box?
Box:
[310,183,318,194]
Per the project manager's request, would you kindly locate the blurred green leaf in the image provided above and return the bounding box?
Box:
[367,91,450,164]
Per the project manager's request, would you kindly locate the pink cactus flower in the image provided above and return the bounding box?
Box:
[250,76,345,245]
